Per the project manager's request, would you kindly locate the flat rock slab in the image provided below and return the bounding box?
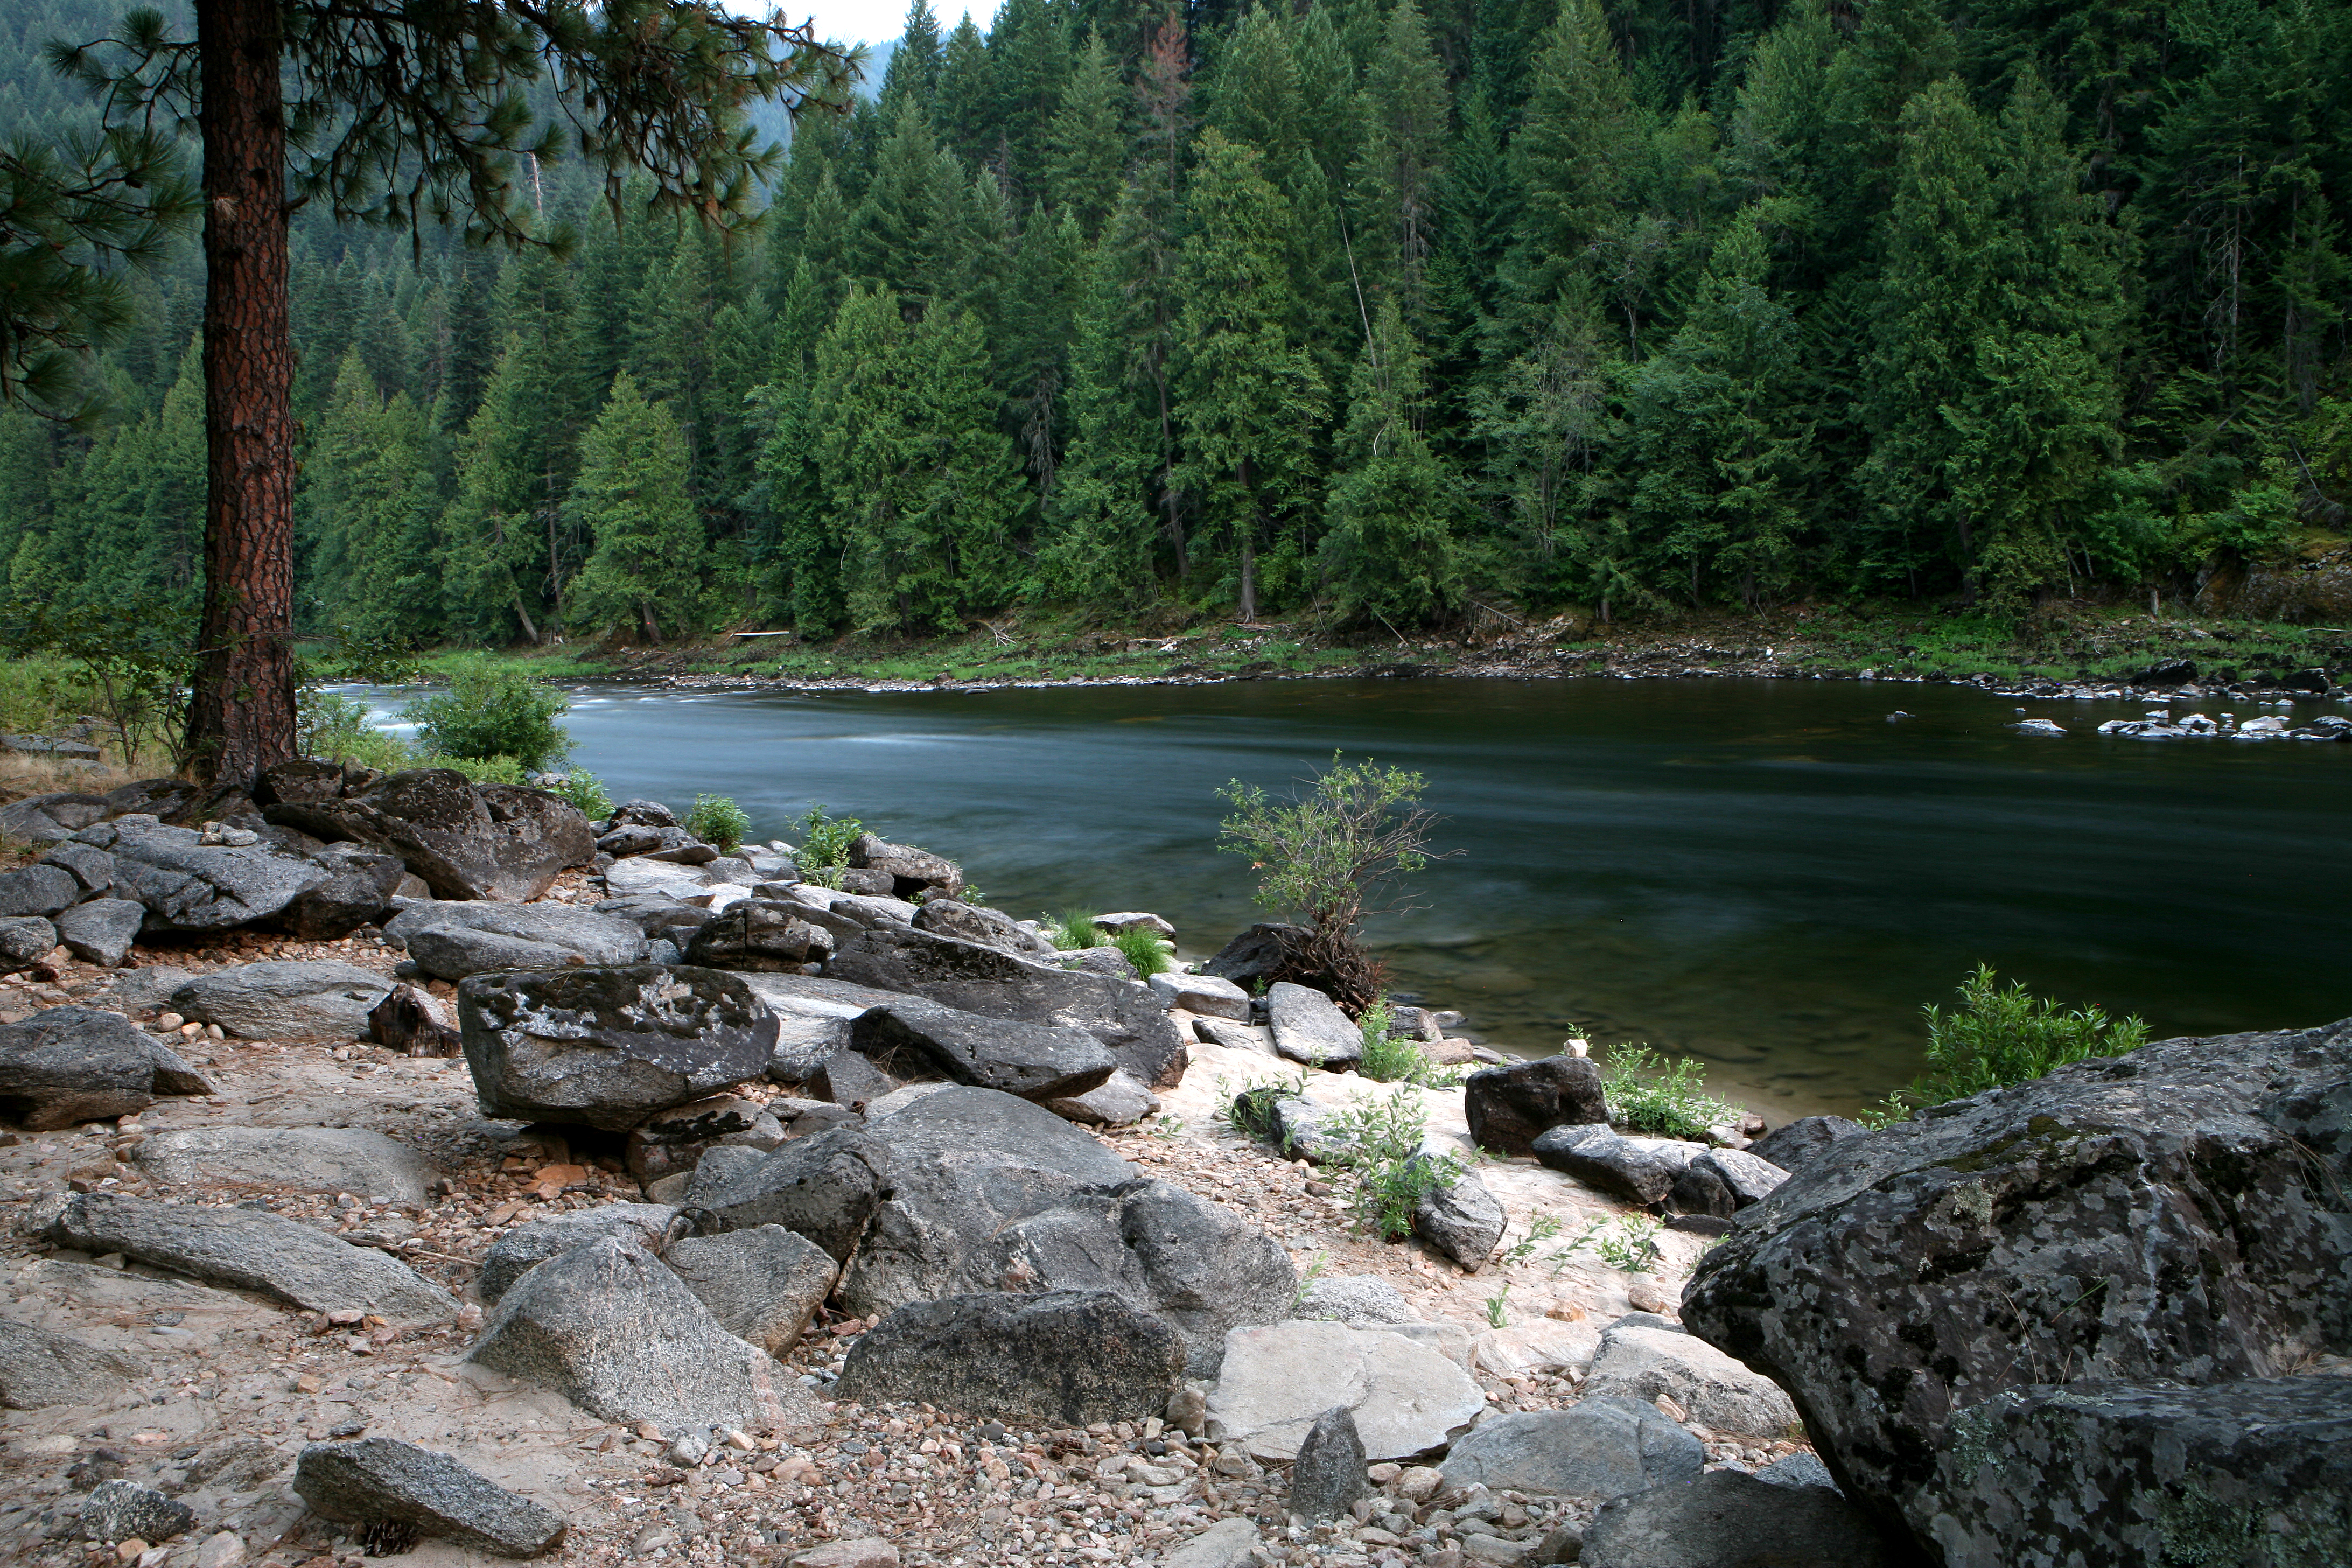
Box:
[838,1290,1185,1426]
[1533,1125,1704,1206]
[295,1438,566,1557]
[459,964,778,1131]
[0,1319,145,1409]
[264,769,594,902]
[848,999,1115,1102]
[0,1006,212,1129]
[1581,1470,1894,1568]
[1046,1069,1161,1127]
[43,1192,456,1322]
[133,1125,441,1204]
[171,961,395,1042]
[386,901,648,981]
[1163,1517,1263,1568]
[1149,971,1251,1021]
[1265,983,1363,1069]
[663,1226,839,1357]
[1582,1322,1800,1440]
[742,971,925,1023]
[475,1202,680,1303]
[1438,1399,1705,1500]
[1206,1319,1484,1461]
[105,820,331,932]
[467,1234,822,1434]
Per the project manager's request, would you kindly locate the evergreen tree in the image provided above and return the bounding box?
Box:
[1043,26,1126,239]
[1319,299,1469,625]
[301,348,441,643]
[1350,0,1452,318]
[881,0,946,109]
[440,337,555,645]
[567,371,707,643]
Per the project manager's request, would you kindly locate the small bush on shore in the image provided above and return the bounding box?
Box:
[1045,909,1103,951]
[1321,1086,1465,1242]
[404,656,571,771]
[431,753,530,786]
[552,770,613,819]
[687,793,751,852]
[1913,964,2148,1103]
[1110,925,1171,976]
[794,804,863,872]
[1602,1045,1739,1140]
[296,689,410,773]
[1356,997,1467,1088]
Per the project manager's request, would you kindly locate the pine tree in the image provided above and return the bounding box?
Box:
[1039,240,1165,603]
[881,0,946,109]
[1319,299,1469,625]
[1350,0,1452,318]
[440,337,555,645]
[566,371,708,643]
[301,347,441,643]
[1042,26,1125,239]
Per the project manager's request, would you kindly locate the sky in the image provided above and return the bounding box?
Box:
[782,0,977,48]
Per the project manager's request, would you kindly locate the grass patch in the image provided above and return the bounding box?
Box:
[1044,909,1104,951]
[1109,926,1172,976]
[1601,1045,1740,1141]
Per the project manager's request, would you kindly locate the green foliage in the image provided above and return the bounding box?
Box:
[794,804,863,871]
[565,373,707,645]
[1318,1086,1465,1243]
[1110,925,1172,977]
[685,793,751,852]
[1357,998,1467,1088]
[430,753,531,787]
[1044,908,1104,951]
[549,770,613,820]
[1601,1046,1740,1141]
[1484,1283,1510,1328]
[1910,963,2150,1104]
[402,656,571,771]
[295,689,410,773]
[1219,1069,1310,1143]
[1545,1212,1665,1275]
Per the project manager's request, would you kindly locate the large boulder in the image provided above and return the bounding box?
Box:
[99,817,331,932]
[170,961,395,1042]
[264,769,594,902]
[837,1290,1185,1425]
[1745,1114,1866,1174]
[1147,970,1252,1021]
[1204,1319,1485,1462]
[911,899,1055,956]
[682,900,835,971]
[624,1093,784,1182]
[1438,1399,1705,1500]
[824,925,1188,1089]
[39,841,114,896]
[132,1125,440,1203]
[695,1124,893,1263]
[387,901,649,981]
[662,1226,839,1357]
[1925,1376,2352,1568]
[276,844,408,940]
[475,1202,680,1304]
[0,791,110,844]
[1534,1124,1704,1205]
[293,1438,566,1558]
[43,1192,456,1321]
[1265,982,1363,1070]
[55,899,144,968]
[846,999,1116,1102]
[0,1007,211,1129]
[846,832,963,899]
[1199,922,1308,988]
[458,965,778,1131]
[1580,1319,1801,1440]
[0,862,86,918]
[1464,1054,1609,1156]
[1580,1471,1896,1568]
[466,1234,822,1433]
[1681,1017,2352,1557]
[0,1320,144,1410]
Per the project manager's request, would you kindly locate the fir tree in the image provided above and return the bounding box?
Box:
[1319,299,1469,625]
[566,371,707,643]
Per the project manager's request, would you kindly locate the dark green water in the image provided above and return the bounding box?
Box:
[410,677,2352,1118]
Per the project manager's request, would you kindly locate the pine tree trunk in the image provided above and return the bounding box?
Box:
[183,0,297,787]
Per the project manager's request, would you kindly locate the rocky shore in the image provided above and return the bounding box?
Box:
[1,764,2346,1568]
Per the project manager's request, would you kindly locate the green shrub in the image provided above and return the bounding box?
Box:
[1544,1213,1665,1275]
[1219,1070,1307,1142]
[1320,1087,1466,1242]
[430,753,530,786]
[794,804,863,870]
[1110,926,1171,976]
[1045,909,1104,951]
[1602,1045,1740,1141]
[404,656,572,771]
[1912,964,2148,1104]
[296,689,411,773]
[687,794,751,852]
[1356,997,1466,1088]
[552,769,614,820]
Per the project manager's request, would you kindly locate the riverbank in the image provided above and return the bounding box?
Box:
[429,601,2352,705]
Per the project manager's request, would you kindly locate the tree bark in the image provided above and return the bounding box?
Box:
[183,0,297,787]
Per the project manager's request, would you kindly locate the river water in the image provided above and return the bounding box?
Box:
[367,676,2351,1118]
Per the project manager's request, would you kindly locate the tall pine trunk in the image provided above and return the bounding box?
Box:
[184,0,298,786]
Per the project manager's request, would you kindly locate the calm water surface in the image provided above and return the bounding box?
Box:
[371,677,2352,1117]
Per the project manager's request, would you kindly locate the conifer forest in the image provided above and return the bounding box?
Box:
[3,0,2348,647]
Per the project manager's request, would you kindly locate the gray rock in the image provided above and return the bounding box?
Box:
[1926,1376,2352,1568]
[0,862,89,917]
[386,901,648,981]
[824,925,1188,1090]
[911,899,1055,956]
[1206,1319,1484,1461]
[467,1234,822,1433]
[55,900,143,967]
[1148,970,1252,1021]
[837,1290,1184,1426]
[848,999,1116,1102]
[94,964,194,1014]
[1195,1017,1275,1055]
[1199,923,1307,988]
[276,844,407,940]
[133,1125,440,1204]
[1753,1452,1838,1492]
[1580,1470,1894,1568]
[846,832,962,899]
[81,1479,197,1543]
[607,799,680,830]
[458,964,778,1131]
[1464,1055,1611,1156]
[740,970,918,1024]
[1265,982,1362,1069]
[682,1144,769,1209]
[0,790,110,844]
[101,779,199,821]
[0,1319,144,1409]
[1682,1016,2352,1557]
[662,1226,839,1356]
[106,818,332,932]
[1581,1322,1800,1440]
[0,913,57,968]
[684,900,835,971]
[593,893,717,943]
[263,769,594,902]
[1063,945,1138,980]
[1532,1125,1703,1205]
[44,1192,456,1321]
[767,1014,849,1084]
[1288,1406,1369,1521]
[809,1049,901,1112]
[1668,1159,1738,1220]
[1744,1115,1866,1174]
[1163,1517,1263,1568]
[1413,1165,1507,1271]
[1691,1147,1787,1207]
[624,1094,784,1182]
[39,841,114,895]
[1045,1069,1161,1127]
[366,983,461,1057]
[1438,1399,1705,1500]
[0,1006,211,1129]
[475,1202,680,1303]
[254,758,349,806]
[1294,1276,1419,1327]
[170,961,395,1042]
[294,1438,566,1557]
[697,1124,892,1263]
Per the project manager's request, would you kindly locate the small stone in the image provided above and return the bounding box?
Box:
[293,1438,566,1557]
[194,1532,247,1568]
[786,1538,900,1567]
[81,1481,195,1544]
[1287,1406,1369,1521]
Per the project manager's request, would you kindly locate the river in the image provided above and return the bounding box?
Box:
[364,676,2352,1118]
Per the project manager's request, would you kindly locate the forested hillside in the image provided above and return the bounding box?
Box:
[3,0,2348,646]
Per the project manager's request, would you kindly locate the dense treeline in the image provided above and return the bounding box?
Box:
[3,0,2349,645]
